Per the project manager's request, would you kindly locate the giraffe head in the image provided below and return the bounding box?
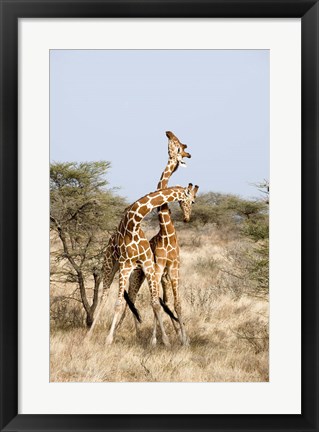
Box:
[179,183,199,222]
[166,131,191,167]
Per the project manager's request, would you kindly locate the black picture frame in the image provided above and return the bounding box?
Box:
[1,1,318,431]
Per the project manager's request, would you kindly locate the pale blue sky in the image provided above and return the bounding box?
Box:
[50,50,269,201]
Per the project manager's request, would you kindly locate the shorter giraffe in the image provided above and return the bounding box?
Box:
[106,184,199,346]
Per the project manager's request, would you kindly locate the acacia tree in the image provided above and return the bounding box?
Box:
[243,181,269,299]
[174,191,268,228]
[50,161,126,327]
[183,186,269,300]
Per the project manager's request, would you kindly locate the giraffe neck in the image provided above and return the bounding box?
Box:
[157,205,175,236]
[157,158,178,190]
[123,187,185,234]
[157,158,178,231]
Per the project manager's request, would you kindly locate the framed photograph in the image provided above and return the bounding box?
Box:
[0,0,318,431]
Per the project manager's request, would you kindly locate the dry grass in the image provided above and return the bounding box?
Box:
[50,223,269,382]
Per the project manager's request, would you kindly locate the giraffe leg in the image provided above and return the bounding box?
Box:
[161,270,171,305]
[150,314,157,346]
[169,264,189,346]
[161,272,183,341]
[149,261,164,346]
[105,264,133,345]
[86,250,119,338]
[130,268,145,339]
[144,260,170,347]
[117,268,145,333]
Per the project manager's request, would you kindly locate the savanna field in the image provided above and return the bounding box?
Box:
[50,189,269,383]
[49,52,271,385]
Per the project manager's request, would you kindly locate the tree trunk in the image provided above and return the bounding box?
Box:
[91,270,102,315]
[86,312,94,328]
[85,272,102,328]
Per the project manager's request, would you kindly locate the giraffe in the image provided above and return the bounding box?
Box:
[123,131,193,345]
[87,131,191,338]
[105,184,199,346]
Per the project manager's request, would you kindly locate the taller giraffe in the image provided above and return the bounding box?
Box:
[105,184,199,346]
[126,131,193,345]
[88,131,191,337]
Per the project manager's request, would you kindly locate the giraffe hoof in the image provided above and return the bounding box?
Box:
[162,337,171,348]
[182,338,190,347]
[105,336,113,346]
[85,332,93,341]
[150,337,157,347]
[177,330,183,343]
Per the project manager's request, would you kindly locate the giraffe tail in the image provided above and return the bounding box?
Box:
[124,290,142,323]
[159,297,178,322]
